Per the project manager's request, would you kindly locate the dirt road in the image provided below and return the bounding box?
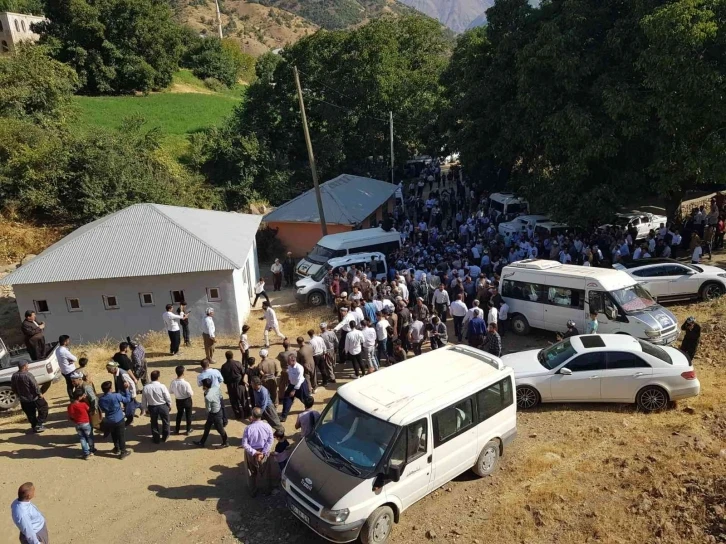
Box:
[0,294,724,544]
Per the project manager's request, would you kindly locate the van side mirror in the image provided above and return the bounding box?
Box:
[388,465,403,483]
[559,367,573,376]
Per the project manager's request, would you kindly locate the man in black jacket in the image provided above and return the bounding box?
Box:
[10,361,48,433]
[220,351,248,419]
[282,252,296,288]
[680,317,701,361]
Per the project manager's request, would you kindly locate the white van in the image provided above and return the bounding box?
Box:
[488,192,529,218]
[282,345,516,544]
[296,228,401,280]
[295,252,388,306]
[498,214,550,237]
[501,259,679,345]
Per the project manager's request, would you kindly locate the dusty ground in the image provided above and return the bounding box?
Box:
[0,282,724,544]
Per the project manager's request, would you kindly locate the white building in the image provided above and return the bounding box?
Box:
[0,204,262,343]
[0,12,45,54]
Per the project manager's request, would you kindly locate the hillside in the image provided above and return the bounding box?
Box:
[398,0,492,32]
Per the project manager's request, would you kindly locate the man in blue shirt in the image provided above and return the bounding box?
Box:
[197,359,227,426]
[11,482,48,544]
[467,309,487,349]
[98,380,132,459]
[250,376,283,432]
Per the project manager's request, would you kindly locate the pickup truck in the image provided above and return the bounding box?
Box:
[601,211,668,240]
[0,338,60,411]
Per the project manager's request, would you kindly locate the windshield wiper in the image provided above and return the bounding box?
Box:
[323,444,362,476]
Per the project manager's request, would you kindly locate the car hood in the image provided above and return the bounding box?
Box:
[295,276,318,290]
[296,260,323,278]
[502,349,552,377]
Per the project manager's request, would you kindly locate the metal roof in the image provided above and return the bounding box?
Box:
[262,174,397,225]
[0,204,262,285]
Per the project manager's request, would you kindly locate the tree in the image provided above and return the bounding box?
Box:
[37,0,183,94]
[181,36,254,87]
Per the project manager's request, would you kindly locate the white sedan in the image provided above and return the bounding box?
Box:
[502,334,699,412]
[614,258,726,302]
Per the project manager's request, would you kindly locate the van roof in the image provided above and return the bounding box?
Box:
[317,227,399,250]
[328,252,385,267]
[489,192,528,204]
[503,259,637,291]
[336,345,507,426]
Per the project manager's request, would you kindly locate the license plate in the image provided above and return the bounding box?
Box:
[290,504,310,524]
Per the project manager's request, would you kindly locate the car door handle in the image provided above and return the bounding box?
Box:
[427,454,432,464]
[632,372,644,377]
[589,376,600,379]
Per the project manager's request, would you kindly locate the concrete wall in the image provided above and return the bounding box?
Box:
[0,12,44,54]
[267,221,352,258]
[11,270,244,344]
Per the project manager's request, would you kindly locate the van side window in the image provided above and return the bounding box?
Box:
[476,377,514,422]
[433,398,474,447]
[353,240,400,255]
[502,279,544,302]
[389,419,429,468]
[547,287,585,310]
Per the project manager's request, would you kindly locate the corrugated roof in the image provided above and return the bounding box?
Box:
[1,204,262,285]
[263,174,397,225]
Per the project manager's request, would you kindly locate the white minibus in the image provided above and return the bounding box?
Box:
[296,228,401,280]
[488,192,529,218]
[282,345,517,544]
[501,259,679,345]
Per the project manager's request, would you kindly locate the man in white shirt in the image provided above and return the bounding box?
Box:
[498,301,509,335]
[449,293,468,342]
[56,334,78,400]
[253,278,270,307]
[259,301,286,348]
[409,318,426,355]
[163,304,186,355]
[280,353,309,422]
[692,242,703,264]
[375,313,390,364]
[344,326,366,378]
[360,320,378,373]
[432,283,451,323]
[307,329,331,386]
[203,308,216,362]
[141,370,172,444]
[169,365,194,435]
[487,302,498,327]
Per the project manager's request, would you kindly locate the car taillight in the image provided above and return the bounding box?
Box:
[46,363,52,373]
[681,370,696,380]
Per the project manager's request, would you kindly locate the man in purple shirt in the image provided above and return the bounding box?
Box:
[241,407,276,496]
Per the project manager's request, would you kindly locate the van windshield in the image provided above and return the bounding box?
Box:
[309,394,398,478]
[310,267,328,282]
[307,244,346,264]
[611,283,657,313]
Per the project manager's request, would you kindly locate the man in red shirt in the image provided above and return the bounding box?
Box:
[68,388,96,459]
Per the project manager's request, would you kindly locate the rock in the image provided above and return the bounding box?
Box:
[683,406,696,414]
[529,433,537,438]
[451,529,462,536]
[719,449,726,458]
[646,455,658,463]
[426,530,438,539]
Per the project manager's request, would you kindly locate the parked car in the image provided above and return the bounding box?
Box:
[498,214,550,237]
[282,345,516,544]
[502,334,699,412]
[614,258,726,302]
[0,337,60,410]
[600,211,667,240]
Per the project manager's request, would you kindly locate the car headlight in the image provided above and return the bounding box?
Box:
[644,329,661,338]
[320,508,350,524]
[280,473,288,489]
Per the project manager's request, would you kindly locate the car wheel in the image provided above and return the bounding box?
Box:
[510,314,530,335]
[700,282,724,301]
[307,291,325,307]
[472,439,500,477]
[636,385,669,412]
[39,382,51,394]
[359,505,394,544]
[516,385,540,409]
[0,385,19,411]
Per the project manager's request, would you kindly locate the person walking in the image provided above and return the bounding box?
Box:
[480,322,502,357]
[467,309,487,348]
[344,324,366,378]
[21,311,46,361]
[202,308,216,362]
[586,311,599,334]
[271,259,283,291]
[105,362,137,425]
[11,482,49,544]
[194,378,229,448]
[279,353,309,422]
[361,319,379,373]
[283,252,296,287]
[128,338,148,388]
[163,304,185,356]
[68,388,96,459]
[449,294,468,342]
[241,408,277,497]
[98,380,132,459]
[141,371,172,444]
[250,376,283,432]
[239,324,250,365]
[307,329,329,386]
[221,351,248,419]
[432,283,451,324]
[319,323,338,382]
[169,366,193,435]
[252,278,270,307]
[178,302,191,347]
[259,349,281,406]
[680,316,701,361]
[260,301,285,348]
[10,361,48,433]
[56,335,78,401]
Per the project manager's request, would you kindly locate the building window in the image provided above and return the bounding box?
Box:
[103,295,120,310]
[206,287,221,302]
[139,292,154,307]
[21,20,26,32]
[66,298,82,312]
[33,300,50,313]
[14,20,20,32]
[170,290,185,304]
[1,41,8,53]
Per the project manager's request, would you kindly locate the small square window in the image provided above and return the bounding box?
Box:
[103,295,120,310]
[207,287,221,302]
[139,292,154,307]
[33,300,50,313]
[171,290,185,304]
[66,298,82,312]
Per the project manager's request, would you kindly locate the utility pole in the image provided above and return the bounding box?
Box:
[293,66,328,235]
[214,0,223,39]
[389,111,395,184]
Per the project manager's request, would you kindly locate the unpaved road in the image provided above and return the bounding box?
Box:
[0,294,724,544]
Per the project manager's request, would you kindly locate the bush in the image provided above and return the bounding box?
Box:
[182,37,249,87]
[255,225,286,262]
[203,77,226,92]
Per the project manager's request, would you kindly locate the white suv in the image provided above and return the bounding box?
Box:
[614,258,726,302]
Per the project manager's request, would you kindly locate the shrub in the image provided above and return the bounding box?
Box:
[203,77,226,92]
